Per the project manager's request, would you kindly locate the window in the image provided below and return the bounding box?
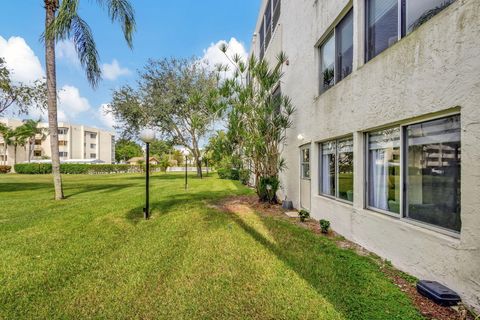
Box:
[300,147,310,180]
[59,152,68,157]
[319,9,353,93]
[320,137,354,202]
[321,141,336,196]
[366,114,461,233]
[366,0,398,62]
[367,127,401,214]
[405,115,461,232]
[259,19,265,59]
[0,155,6,161]
[58,128,68,135]
[320,34,335,93]
[59,140,67,146]
[90,133,97,139]
[90,143,96,149]
[366,0,455,61]
[265,0,272,47]
[406,0,454,34]
[90,153,97,159]
[258,0,281,58]
[35,139,42,145]
[34,150,42,157]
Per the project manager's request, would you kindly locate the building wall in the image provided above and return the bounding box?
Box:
[253,0,480,309]
[0,119,115,165]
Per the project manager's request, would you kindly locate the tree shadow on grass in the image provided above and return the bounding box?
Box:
[64,183,137,199]
[125,190,241,225]
[0,182,53,193]
[223,207,422,320]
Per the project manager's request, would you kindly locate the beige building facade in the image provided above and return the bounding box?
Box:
[252,0,480,309]
[0,118,115,165]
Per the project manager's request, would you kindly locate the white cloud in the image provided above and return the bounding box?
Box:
[201,37,248,79]
[57,85,91,121]
[0,36,44,83]
[56,40,80,67]
[98,103,116,129]
[101,59,131,81]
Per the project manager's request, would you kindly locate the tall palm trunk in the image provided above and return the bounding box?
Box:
[45,0,64,200]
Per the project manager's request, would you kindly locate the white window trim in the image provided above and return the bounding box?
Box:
[300,145,311,181]
[318,136,354,204]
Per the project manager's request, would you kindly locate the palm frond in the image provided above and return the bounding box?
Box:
[70,15,101,87]
[96,0,136,48]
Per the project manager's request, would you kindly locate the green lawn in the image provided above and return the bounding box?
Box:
[0,173,422,319]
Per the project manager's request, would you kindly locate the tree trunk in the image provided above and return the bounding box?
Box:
[45,0,64,200]
[196,159,202,178]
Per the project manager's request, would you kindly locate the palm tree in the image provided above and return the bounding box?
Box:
[0,123,13,165]
[43,0,135,200]
[15,120,46,162]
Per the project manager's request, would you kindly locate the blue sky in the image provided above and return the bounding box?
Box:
[0,0,260,131]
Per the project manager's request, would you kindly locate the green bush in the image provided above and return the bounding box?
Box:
[239,169,250,185]
[320,219,331,234]
[13,163,164,175]
[299,209,310,222]
[258,176,280,203]
[0,165,11,174]
[217,167,230,179]
[14,163,52,174]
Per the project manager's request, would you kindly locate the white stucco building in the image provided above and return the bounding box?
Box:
[252,0,479,310]
[0,118,115,165]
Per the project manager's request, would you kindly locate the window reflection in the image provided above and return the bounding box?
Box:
[406,115,461,232]
[368,128,401,214]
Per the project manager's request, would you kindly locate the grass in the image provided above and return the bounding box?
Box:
[0,173,423,319]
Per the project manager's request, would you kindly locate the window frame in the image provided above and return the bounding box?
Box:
[319,136,354,204]
[319,8,354,95]
[365,0,455,62]
[258,0,281,58]
[90,153,97,159]
[364,113,461,237]
[300,145,311,181]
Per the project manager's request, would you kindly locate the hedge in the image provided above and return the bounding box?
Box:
[217,167,250,185]
[0,165,11,174]
[13,163,165,175]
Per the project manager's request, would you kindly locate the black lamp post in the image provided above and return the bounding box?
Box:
[140,128,156,219]
[198,156,203,179]
[185,154,188,190]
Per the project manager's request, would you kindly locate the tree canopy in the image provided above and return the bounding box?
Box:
[109,57,222,175]
[115,139,142,162]
[0,58,47,116]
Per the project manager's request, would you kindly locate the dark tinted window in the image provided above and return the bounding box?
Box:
[366,0,398,61]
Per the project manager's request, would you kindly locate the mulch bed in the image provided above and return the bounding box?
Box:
[217,195,476,320]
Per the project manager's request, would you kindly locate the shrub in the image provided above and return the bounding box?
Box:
[257,176,280,203]
[0,165,11,174]
[13,163,164,175]
[320,219,331,234]
[239,169,250,185]
[299,209,310,222]
[217,168,230,179]
[14,163,52,174]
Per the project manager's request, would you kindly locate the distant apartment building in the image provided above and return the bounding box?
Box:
[0,118,115,165]
[252,0,479,309]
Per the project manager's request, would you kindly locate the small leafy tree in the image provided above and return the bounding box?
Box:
[0,58,47,116]
[149,140,174,159]
[109,57,222,177]
[115,139,142,163]
[159,154,171,173]
[219,47,295,203]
